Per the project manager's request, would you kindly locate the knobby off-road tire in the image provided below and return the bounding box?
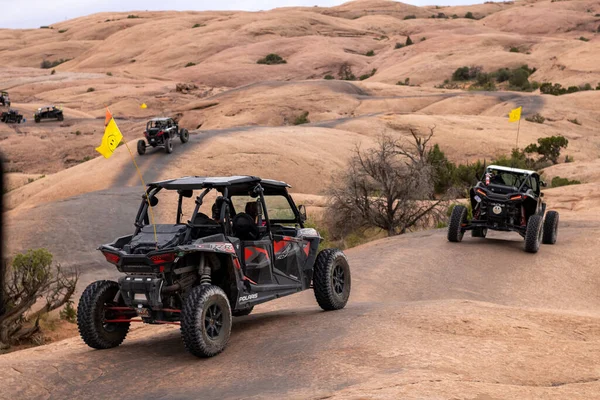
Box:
[137,140,146,155]
[77,280,130,349]
[179,128,189,144]
[448,205,467,242]
[472,227,487,238]
[524,214,544,253]
[232,306,254,317]
[58,114,64,121]
[542,211,559,245]
[313,249,351,311]
[165,137,173,154]
[181,285,232,358]
[34,116,40,123]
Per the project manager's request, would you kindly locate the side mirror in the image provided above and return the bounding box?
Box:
[540,181,547,187]
[178,189,193,198]
[298,205,307,222]
[145,195,159,207]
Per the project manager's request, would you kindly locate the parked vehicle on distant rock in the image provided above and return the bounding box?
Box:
[77,176,351,357]
[1,109,23,124]
[34,105,64,122]
[447,165,559,253]
[137,117,189,155]
[0,91,10,107]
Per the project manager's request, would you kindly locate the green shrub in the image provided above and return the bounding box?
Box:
[421,37,427,41]
[365,50,375,57]
[40,26,51,29]
[192,23,205,28]
[565,155,574,163]
[58,29,68,33]
[567,118,581,125]
[465,11,475,19]
[579,36,589,42]
[405,36,413,46]
[131,59,136,63]
[395,42,405,49]
[106,72,112,76]
[324,74,334,80]
[59,301,77,323]
[257,53,287,65]
[338,62,356,80]
[50,69,56,75]
[581,83,593,91]
[551,176,580,188]
[509,46,520,53]
[509,68,530,90]
[396,77,410,86]
[403,15,416,20]
[293,111,310,125]
[87,87,95,92]
[40,58,71,69]
[185,62,196,67]
[452,66,471,81]
[127,15,140,19]
[525,113,545,124]
[359,68,377,80]
[524,135,569,164]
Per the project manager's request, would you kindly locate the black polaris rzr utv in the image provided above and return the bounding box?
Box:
[137,117,189,155]
[77,176,351,357]
[1,109,23,124]
[34,105,64,122]
[0,91,10,107]
[447,165,559,253]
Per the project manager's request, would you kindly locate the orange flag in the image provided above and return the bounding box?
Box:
[104,107,113,127]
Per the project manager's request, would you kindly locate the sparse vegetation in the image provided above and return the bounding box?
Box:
[40,26,52,29]
[324,74,334,80]
[579,36,589,42]
[405,36,414,46]
[338,62,356,81]
[106,72,113,76]
[87,87,95,92]
[397,78,411,86]
[403,15,416,20]
[130,59,136,63]
[50,69,56,75]
[257,53,287,65]
[40,58,71,69]
[185,62,196,67]
[568,118,581,125]
[359,68,377,80]
[192,23,206,28]
[509,46,520,53]
[551,176,580,188]
[58,29,68,33]
[525,113,545,124]
[524,135,569,164]
[0,249,78,350]
[59,301,77,323]
[127,15,141,19]
[365,50,375,57]
[465,12,475,19]
[293,111,310,125]
[395,42,405,49]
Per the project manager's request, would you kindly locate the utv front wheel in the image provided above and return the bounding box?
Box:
[181,285,232,358]
[448,205,467,242]
[542,211,559,245]
[313,249,351,311]
[524,214,544,253]
[137,140,146,155]
[179,128,189,144]
[77,280,130,349]
[165,137,173,154]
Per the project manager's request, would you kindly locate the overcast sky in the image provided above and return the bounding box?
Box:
[1,0,485,29]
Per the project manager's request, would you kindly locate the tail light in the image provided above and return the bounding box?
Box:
[157,130,164,136]
[103,251,121,265]
[150,252,176,265]
[476,188,487,197]
[510,194,524,200]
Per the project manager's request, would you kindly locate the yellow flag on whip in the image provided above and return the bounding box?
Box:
[140,103,148,109]
[96,117,123,158]
[508,106,522,122]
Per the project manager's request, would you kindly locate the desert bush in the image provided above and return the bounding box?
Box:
[565,155,574,163]
[404,15,416,20]
[326,129,444,237]
[257,53,287,65]
[524,135,569,164]
[192,23,205,28]
[405,36,414,46]
[568,118,581,125]
[465,12,475,19]
[338,62,356,80]
[40,26,51,29]
[50,69,56,75]
[540,82,567,96]
[396,77,410,86]
[58,29,68,33]
[551,176,580,188]
[509,46,520,53]
[509,68,530,90]
[87,87,95,92]
[106,72,112,76]
[421,37,427,41]
[525,113,545,124]
[59,301,77,323]
[359,68,377,81]
[185,62,196,67]
[293,111,310,125]
[452,66,471,81]
[579,36,589,42]
[395,42,405,49]
[581,83,593,91]
[40,59,70,69]
[324,74,334,80]
[365,50,375,57]
[127,15,140,19]
[0,249,78,349]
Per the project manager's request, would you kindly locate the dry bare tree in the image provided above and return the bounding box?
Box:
[326,127,444,238]
[0,249,78,349]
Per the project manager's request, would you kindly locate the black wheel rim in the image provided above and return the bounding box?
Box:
[204,304,223,340]
[332,264,345,295]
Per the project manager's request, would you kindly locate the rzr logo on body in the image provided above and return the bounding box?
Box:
[276,245,294,260]
[238,293,258,302]
[195,243,235,254]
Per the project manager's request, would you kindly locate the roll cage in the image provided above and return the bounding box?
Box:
[134,176,306,241]
[482,165,543,197]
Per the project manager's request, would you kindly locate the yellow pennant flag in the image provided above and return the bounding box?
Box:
[96,117,123,158]
[508,106,522,122]
[140,103,147,109]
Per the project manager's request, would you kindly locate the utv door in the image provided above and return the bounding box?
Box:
[272,235,306,284]
[241,239,274,284]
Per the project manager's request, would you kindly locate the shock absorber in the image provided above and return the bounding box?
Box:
[198,254,211,286]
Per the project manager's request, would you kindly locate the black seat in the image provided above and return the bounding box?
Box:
[232,213,259,241]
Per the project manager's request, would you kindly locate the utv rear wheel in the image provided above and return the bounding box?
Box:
[524,214,544,253]
[58,114,64,121]
[313,249,351,311]
[179,128,189,144]
[472,227,487,238]
[165,137,173,154]
[137,140,146,155]
[448,205,467,242]
[232,306,253,317]
[181,285,232,358]
[35,116,40,123]
[542,211,559,245]
[77,280,130,349]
